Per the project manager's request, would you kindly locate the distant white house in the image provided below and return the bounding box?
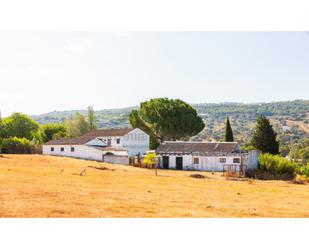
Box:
[282,125,291,133]
[43,128,150,164]
[155,141,259,173]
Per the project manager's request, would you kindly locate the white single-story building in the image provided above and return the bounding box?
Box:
[155,141,260,173]
[43,128,150,164]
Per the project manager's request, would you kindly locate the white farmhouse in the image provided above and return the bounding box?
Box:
[155,141,259,173]
[43,128,149,164]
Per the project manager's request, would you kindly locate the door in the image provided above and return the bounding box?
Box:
[176,157,183,170]
[162,156,169,169]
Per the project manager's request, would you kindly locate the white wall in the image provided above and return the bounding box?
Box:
[158,154,242,171]
[244,150,260,170]
[43,145,103,161]
[161,155,192,169]
[199,156,241,171]
[84,128,150,157]
[123,128,150,156]
[43,144,130,165]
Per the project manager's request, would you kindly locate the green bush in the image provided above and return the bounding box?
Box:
[296,163,309,178]
[258,153,297,180]
[0,137,34,154]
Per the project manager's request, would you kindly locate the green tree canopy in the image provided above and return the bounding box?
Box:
[224,117,234,142]
[0,112,3,137]
[1,113,40,140]
[251,115,279,154]
[289,138,309,165]
[65,112,90,137]
[87,106,97,130]
[129,98,205,148]
[40,123,67,143]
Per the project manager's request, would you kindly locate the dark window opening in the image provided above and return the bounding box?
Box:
[116,138,120,144]
[51,147,54,152]
[61,147,64,152]
[193,158,199,164]
[220,158,226,163]
[71,147,75,152]
[233,158,240,163]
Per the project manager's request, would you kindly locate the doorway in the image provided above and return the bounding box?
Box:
[176,157,183,170]
[162,156,169,169]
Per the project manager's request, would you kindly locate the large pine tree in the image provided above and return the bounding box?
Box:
[224,117,234,142]
[251,115,279,154]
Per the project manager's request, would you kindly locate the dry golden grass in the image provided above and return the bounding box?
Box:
[1,155,309,218]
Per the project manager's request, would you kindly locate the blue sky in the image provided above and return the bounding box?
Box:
[0,32,308,116]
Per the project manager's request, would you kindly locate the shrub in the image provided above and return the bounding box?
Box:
[257,153,297,180]
[296,163,309,178]
[0,137,34,154]
[143,153,157,168]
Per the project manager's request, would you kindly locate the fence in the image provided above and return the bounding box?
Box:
[223,164,247,177]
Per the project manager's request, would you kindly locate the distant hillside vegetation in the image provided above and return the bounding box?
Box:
[32,100,309,144]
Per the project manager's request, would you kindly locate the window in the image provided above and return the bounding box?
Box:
[219,158,226,163]
[193,158,199,164]
[116,138,120,144]
[60,147,64,152]
[233,158,240,163]
[71,147,75,152]
[51,147,54,152]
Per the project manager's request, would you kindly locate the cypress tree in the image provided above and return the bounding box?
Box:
[251,115,279,154]
[224,117,234,142]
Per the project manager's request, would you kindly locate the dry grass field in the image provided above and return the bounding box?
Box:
[1,155,309,218]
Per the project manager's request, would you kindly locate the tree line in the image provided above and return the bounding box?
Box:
[0,106,97,153]
[0,97,306,162]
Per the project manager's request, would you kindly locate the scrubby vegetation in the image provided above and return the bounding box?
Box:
[289,138,309,164]
[296,164,309,178]
[31,100,309,145]
[258,153,297,180]
[247,153,309,181]
[0,137,34,154]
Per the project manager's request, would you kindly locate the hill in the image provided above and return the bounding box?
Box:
[32,100,309,144]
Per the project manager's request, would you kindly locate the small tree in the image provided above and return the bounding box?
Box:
[251,115,279,154]
[144,153,158,175]
[40,123,67,143]
[87,106,97,130]
[65,112,89,137]
[224,117,234,142]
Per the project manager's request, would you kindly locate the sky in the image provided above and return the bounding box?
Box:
[0,32,308,117]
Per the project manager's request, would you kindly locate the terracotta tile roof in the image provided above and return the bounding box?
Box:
[156,141,240,154]
[44,137,93,145]
[44,128,134,145]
